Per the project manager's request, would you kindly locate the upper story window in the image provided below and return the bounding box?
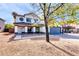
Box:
[19,17,24,21]
[26,18,31,22]
[34,19,38,23]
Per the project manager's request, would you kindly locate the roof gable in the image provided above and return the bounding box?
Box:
[12,12,40,19]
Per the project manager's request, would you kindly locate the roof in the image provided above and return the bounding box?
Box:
[12,12,40,19]
[12,12,24,17]
[0,18,5,22]
[24,12,40,19]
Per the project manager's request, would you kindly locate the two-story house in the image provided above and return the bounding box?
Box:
[12,12,49,34]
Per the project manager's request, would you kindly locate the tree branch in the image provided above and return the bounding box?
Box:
[47,3,51,15]
[48,3,64,17]
[39,3,44,12]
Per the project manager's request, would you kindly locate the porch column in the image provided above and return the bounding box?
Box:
[32,27,36,32]
[25,27,28,33]
[15,26,18,33]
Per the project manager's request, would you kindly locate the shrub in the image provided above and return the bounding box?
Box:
[4,24,14,33]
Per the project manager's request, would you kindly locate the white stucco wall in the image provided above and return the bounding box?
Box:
[31,19,35,23]
[15,13,41,24]
[25,15,40,23]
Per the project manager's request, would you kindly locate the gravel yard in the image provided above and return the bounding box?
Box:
[0,32,79,56]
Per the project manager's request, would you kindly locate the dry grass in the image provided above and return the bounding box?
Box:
[0,32,79,56]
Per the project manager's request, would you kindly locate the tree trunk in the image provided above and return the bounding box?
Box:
[44,17,49,42]
[43,3,50,42]
[42,3,49,42]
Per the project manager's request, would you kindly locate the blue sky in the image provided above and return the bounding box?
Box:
[0,3,33,24]
[0,3,79,24]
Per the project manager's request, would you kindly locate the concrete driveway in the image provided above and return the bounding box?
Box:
[14,33,79,41]
[53,33,79,41]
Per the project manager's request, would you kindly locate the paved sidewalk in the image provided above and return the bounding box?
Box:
[14,35,22,40]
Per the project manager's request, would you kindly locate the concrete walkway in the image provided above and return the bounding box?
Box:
[14,35,22,40]
[14,34,46,40]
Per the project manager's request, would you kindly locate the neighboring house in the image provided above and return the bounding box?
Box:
[62,24,79,33]
[0,18,5,32]
[12,12,50,34]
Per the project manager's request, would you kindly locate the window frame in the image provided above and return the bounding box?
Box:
[19,17,24,22]
[26,18,31,23]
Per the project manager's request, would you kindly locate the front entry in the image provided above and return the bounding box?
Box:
[27,27,32,33]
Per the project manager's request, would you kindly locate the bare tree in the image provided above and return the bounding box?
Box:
[31,3,64,42]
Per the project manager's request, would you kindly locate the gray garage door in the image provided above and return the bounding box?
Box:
[50,27,61,35]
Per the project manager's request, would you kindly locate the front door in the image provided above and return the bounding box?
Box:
[27,27,32,33]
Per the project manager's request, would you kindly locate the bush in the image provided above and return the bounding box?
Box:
[5,24,14,29]
[4,24,14,33]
